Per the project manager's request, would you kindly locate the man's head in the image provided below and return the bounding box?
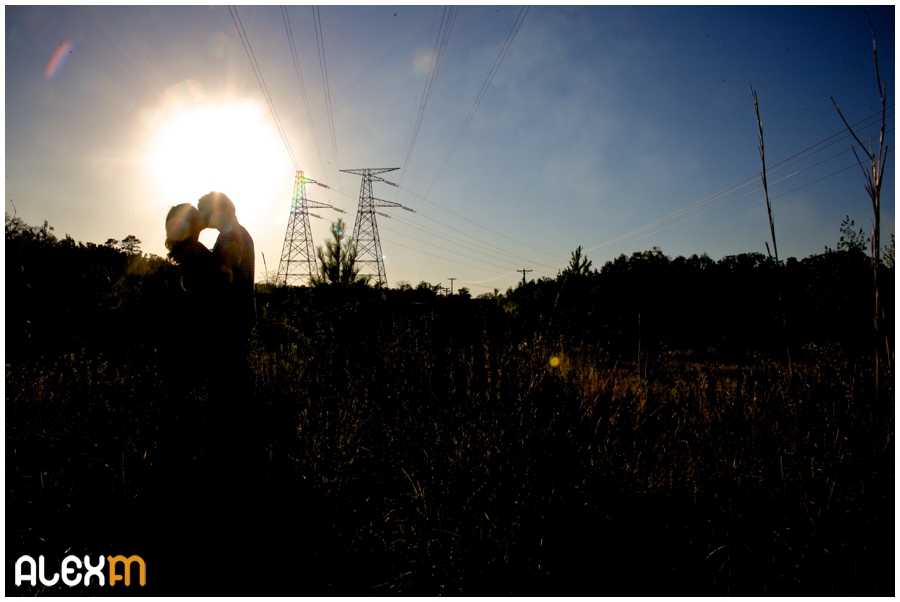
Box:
[197,191,236,230]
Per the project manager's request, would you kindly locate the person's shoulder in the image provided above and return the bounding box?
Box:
[238,224,254,250]
[213,229,233,251]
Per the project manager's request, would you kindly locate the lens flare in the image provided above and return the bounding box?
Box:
[208,32,229,58]
[44,40,73,80]
[163,80,202,111]
[412,47,434,76]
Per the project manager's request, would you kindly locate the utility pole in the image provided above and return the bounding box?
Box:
[341,167,413,286]
[276,170,343,286]
[448,277,457,295]
[517,268,532,286]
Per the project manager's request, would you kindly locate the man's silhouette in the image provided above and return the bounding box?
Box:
[196,192,261,490]
[197,191,256,340]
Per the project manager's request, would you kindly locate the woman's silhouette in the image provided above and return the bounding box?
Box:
[163,204,234,487]
[165,203,229,298]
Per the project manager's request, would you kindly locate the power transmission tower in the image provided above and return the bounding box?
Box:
[448,277,457,294]
[517,268,532,286]
[276,170,342,286]
[341,167,413,285]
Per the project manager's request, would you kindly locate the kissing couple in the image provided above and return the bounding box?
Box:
[164,191,256,342]
[164,192,260,465]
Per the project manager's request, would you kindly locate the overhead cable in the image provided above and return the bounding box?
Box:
[422,6,530,199]
[229,5,298,171]
[379,223,524,271]
[380,237,505,274]
[388,212,541,265]
[282,6,331,194]
[313,6,344,193]
[464,127,894,285]
[396,6,459,195]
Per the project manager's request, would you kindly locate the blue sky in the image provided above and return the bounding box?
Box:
[5,5,895,291]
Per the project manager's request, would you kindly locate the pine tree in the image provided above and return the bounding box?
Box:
[310,218,371,286]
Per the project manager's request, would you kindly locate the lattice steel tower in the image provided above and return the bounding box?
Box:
[276,170,338,286]
[341,167,412,286]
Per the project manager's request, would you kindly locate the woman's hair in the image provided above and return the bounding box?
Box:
[165,203,203,257]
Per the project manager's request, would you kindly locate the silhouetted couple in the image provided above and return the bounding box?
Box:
[164,192,261,485]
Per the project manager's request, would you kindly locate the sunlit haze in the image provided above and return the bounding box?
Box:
[5,6,895,291]
[146,100,293,244]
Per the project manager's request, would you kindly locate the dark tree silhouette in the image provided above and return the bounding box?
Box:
[310,218,370,286]
[119,234,142,255]
[562,245,593,276]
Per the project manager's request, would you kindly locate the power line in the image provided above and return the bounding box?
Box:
[422,6,531,199]
[578,135,895,258]
[388,212,543,266]
[302,105,892,283]
[603,150,895,256]
[245,7,892,290]
[228,5,538,280]
[464,282,512,292]
[765,107,893,177]
[231,10,892,296]
[769,157,889,202]
[387,109,892,282]
[396,6,459,195]
[573,112,895,261]
[572,115,896,256]
[396,182,556,257]
[397,138,887,289]
[389,101,893,287]
[389,210,540,263]
[672,163,869,245]
[404,106,894,277]
[282,6,331,194]
[229,5,298,171]
[392,118,888,287]
[379,223,530,272]
[311,174,555,271]
[601,129,894,255]
[313,6,343,194]
[302,175,554,267]
[465,124,895,285]
[379,236,506,274]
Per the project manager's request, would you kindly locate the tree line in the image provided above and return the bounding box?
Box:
[6,212,893,368]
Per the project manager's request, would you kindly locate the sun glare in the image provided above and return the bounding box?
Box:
[146,101,291,225]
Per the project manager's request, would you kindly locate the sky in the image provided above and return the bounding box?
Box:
[5,5,896,293]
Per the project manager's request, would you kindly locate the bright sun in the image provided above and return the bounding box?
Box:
[146,101,292,226]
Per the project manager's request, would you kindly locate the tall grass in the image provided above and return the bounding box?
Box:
[6,298,892,594]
